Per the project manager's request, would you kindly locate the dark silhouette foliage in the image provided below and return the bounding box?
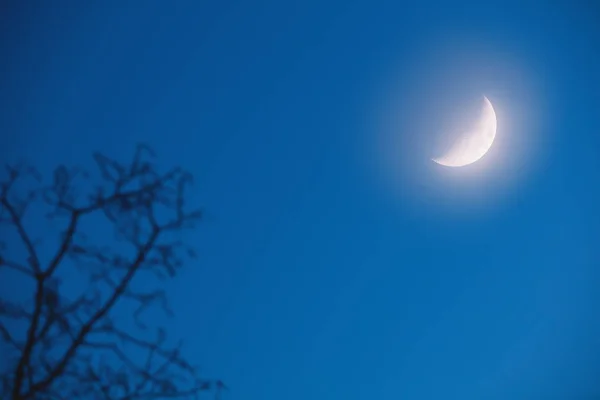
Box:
[0,146,224,400]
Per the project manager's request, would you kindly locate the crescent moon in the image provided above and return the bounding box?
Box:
[433,96,497,167]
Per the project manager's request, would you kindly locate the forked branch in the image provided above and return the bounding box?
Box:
[0,145,219,400]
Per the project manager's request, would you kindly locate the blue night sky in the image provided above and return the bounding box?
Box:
[2,1,600,399]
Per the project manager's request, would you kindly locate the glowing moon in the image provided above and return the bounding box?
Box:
[433,96,497,167]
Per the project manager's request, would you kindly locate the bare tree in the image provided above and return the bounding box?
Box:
[0,145,224,400]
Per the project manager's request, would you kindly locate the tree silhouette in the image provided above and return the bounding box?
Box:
[0,145,223,400]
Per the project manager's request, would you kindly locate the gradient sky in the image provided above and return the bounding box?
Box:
[2,1,600,398]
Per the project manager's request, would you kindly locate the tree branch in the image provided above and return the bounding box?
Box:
[21,229,160,398]
[0,259,35,278]
[0,198,41,274]
[2,146,217,400]
[11,277,46,399]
